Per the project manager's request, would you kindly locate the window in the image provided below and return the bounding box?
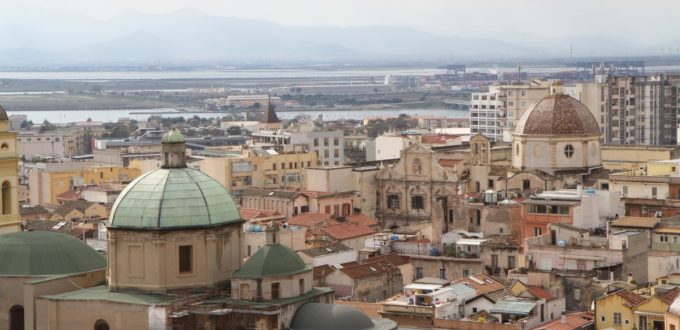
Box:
[534,227,542,236]
[231,162,251,173]
[324,205,331,214]
[307,161,311,167]
[622,186,628,196]
[10,305,23,330]
[272,163,277,170]
[313,138,319,147]
[281,162,285,169]
[94,320,110,330]
[333,137,339,146]
[415,267,423,279]
[463,269,471,277]
[574,288,581,301]
[324,138,329,146]
[652,187,657,199]
[240,283,251,300]
[324,150,329,158]
[613,312,622,325]
[508,256,516,269]
[564,144,574,158]
[411,196,424,210]
[491,254,499,268]
[271,282,280,299]
[247,245,252,256]
[179,245,193,274]
[639,315,647,330]
[387,195,399,209]
[334,149,339,158]
[299,278,305,294]
[2,181,10,215]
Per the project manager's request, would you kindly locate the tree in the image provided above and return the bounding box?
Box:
[39,120,56,133]
[226,126,242,136]
[20,120,33,129]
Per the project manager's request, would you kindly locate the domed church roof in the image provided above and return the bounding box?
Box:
[232,243,309,279]
[0,231,106,276]
[515,83,600,136]
[109,168,241,229]
[290,303,397,330]
[109,129,241,230]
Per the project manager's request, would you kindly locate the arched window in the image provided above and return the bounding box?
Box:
[240,283,251,300]
[564,145,574,158]
[94,319,109,330]
[0,143,8,150]
[10,305,24,330]
[2,181,10,215]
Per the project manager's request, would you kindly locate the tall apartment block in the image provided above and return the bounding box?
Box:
[470,80,550,142]
[572,74,680,145]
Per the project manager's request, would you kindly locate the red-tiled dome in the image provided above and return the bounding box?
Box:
[515,94,600,136]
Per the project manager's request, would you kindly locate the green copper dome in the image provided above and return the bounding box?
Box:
[233,244,310,279]
[0,231,106,276]
[290,303,398,330]
[161,129,185,143]
[109,168,242,229]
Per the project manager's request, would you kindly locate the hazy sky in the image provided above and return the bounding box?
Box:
[2,0,680,44]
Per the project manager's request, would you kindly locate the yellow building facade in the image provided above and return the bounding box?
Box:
[0,106,20,233]
[596,289,679,330]
[28,166,141,206]
[201,151,318,193]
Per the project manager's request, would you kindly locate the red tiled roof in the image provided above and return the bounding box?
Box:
[287,213,333,227]
[453,273,506,295]
[658,287,680,305]
[321,223,376,241]
[56,190,82,201]
[364,253,409,266]
[340,261,399,279]
[530,312,594,330]
[313,265,336,279]
[421,134,459,144]
[527,287,556,301]
[344,214,378,227]
[617,291,647,307]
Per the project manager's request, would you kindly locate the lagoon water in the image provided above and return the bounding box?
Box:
[7,108,468,123]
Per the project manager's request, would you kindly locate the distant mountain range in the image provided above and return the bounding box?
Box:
[0,8,678,67]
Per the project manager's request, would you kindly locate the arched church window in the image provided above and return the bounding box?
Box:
[94,319,109,330]
[2,181,10,215]
[10,305,24,330]
[564,145,574,158]
[387,195,399,209]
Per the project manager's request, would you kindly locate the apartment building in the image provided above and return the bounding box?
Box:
[252,130,345,165]
[573,74,680,145]
[200,149,318,194]
[469,80,551,142]
[18,129,87,159]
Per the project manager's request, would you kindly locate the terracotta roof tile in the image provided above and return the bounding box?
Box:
[344,214,378,227]
[340,260,399,279]
[453,273,505,295]
[611,216,660,229]
[617,291,647,307]
[287,213,333,227]
[313,264,336,279]
[364,253,409,266]
[321,223,376,241]
[527,287,556,301]
[530,312,594,330]
[518,94,600,136]
[658,287,680,305]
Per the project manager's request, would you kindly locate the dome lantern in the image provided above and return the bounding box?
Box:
[161,129,186,168]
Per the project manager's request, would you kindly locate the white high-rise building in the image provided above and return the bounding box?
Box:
[470,80,551,142]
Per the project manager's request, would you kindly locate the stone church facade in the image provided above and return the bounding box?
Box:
[376,143,463,228]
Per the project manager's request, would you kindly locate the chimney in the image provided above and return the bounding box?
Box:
[561,311,567,324]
